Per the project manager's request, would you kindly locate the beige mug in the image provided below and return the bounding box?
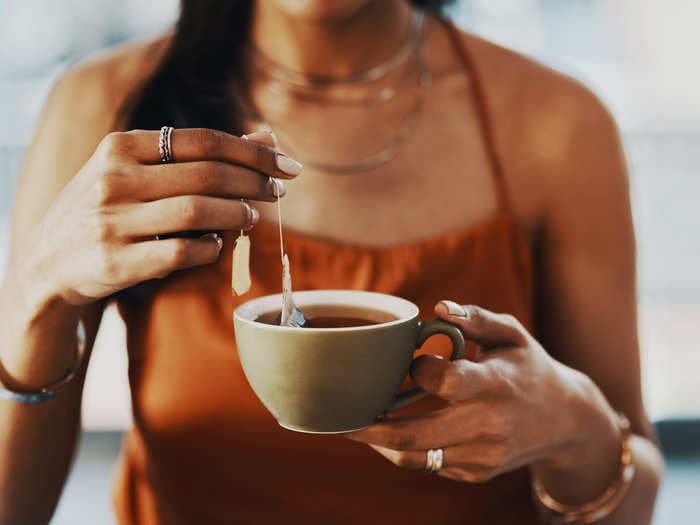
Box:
[234,290,465,433]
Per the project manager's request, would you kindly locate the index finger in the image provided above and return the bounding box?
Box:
[345,408,470,451]
[119,128,303,179]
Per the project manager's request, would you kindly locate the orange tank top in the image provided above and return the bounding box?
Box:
[113,19,537,525]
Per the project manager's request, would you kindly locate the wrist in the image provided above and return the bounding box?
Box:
[1,264,80,388]
[8,251,69,313]
[533,366,622,505]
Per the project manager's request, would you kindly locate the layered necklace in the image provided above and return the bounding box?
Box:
[242,11,430,174]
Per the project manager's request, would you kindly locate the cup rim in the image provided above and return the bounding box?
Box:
[233,290,419,332]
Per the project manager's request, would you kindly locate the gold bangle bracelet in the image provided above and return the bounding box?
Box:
[532,413,635,524]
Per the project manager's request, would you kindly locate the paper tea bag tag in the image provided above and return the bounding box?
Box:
[232,232,251,296]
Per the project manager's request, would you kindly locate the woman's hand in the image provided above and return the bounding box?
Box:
[346,301,621,486]
[13,128,301,307]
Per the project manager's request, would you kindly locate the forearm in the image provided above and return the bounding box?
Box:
[0,272,93,524]
[532,370,663,524]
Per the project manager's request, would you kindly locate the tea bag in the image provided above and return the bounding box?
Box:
[279,254,300,325]
[231,224,251,296]
[275,175,307,327]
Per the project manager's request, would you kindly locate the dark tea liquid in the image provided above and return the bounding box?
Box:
[255,305,398,328]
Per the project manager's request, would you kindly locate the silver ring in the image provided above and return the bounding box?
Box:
[425,448,444,474]
[159,126,175,163]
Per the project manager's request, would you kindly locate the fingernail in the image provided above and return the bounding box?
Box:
[441,300,466,317]
[200,232,223,251]
[276,152,303,176]
[270,177,286,198]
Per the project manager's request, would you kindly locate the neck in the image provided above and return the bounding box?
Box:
[251,1,414,78]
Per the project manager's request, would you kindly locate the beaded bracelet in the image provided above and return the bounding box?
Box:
[0,320,86,403]
[532,413,635,524]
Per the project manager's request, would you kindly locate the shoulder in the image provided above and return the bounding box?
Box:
[21,34,172,204]
[47,33,172,134]
[449,25,624,227]
[456,28,615,145]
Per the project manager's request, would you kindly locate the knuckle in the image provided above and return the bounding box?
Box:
[386,432,416,451]
[500,313,518,327]
[178,196,202,226]
[195,128,225,155]
[167,239,190,267]
[97,246,121,282]
[95,213,117,243]
[481,413,512,443]
[98,132,132,159]
[253,143,269,167]
[500,313,524,334]
[95,169,122,203]
[436,366,465,400]
[196,162,225,190]
[481,365,512,396]
[463,305,485,324]
[393,452,413,469]
[491,373,512,396]
[479,443,509,470]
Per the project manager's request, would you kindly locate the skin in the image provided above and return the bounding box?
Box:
[0,0,662,523]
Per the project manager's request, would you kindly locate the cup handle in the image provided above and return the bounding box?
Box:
[387,319,466,412]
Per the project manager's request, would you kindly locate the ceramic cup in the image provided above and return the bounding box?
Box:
[234,290,465,433]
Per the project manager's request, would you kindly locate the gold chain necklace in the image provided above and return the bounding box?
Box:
[242,11,431,174]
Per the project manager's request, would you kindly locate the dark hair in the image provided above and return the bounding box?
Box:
[123,1,453,134]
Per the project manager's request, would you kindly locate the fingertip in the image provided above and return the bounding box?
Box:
[275,152,303,177]
[436,300,466,318]
[241,129,277,147]
[434,302,448,318]
[409,353,447,380]
[413,354,444,366]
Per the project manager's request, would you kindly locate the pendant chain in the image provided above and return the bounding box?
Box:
[242,11,430,174]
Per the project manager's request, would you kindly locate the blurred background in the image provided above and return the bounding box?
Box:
[0,0,698,523]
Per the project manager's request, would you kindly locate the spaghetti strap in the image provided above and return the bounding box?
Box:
[438,18,512,212]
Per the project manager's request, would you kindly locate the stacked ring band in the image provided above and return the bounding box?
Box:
[426,448,444,474]
[159,126,175,163]
[155,126,175,240]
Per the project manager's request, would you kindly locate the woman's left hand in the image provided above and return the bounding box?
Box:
[346,300,617,483]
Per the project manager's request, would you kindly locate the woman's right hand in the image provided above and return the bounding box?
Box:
[16,128,301,306]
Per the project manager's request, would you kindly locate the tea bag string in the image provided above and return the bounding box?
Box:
[275,178,285,263]
[241,198,246,241]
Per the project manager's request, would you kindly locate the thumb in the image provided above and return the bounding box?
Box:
[435,301,526,349]
[410,355,489,401]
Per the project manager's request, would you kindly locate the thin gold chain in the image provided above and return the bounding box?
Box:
[242,12,431,174]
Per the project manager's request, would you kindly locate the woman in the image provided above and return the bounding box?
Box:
[0,0,663,523]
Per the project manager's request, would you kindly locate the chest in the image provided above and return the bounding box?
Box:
[251,73,503,247]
